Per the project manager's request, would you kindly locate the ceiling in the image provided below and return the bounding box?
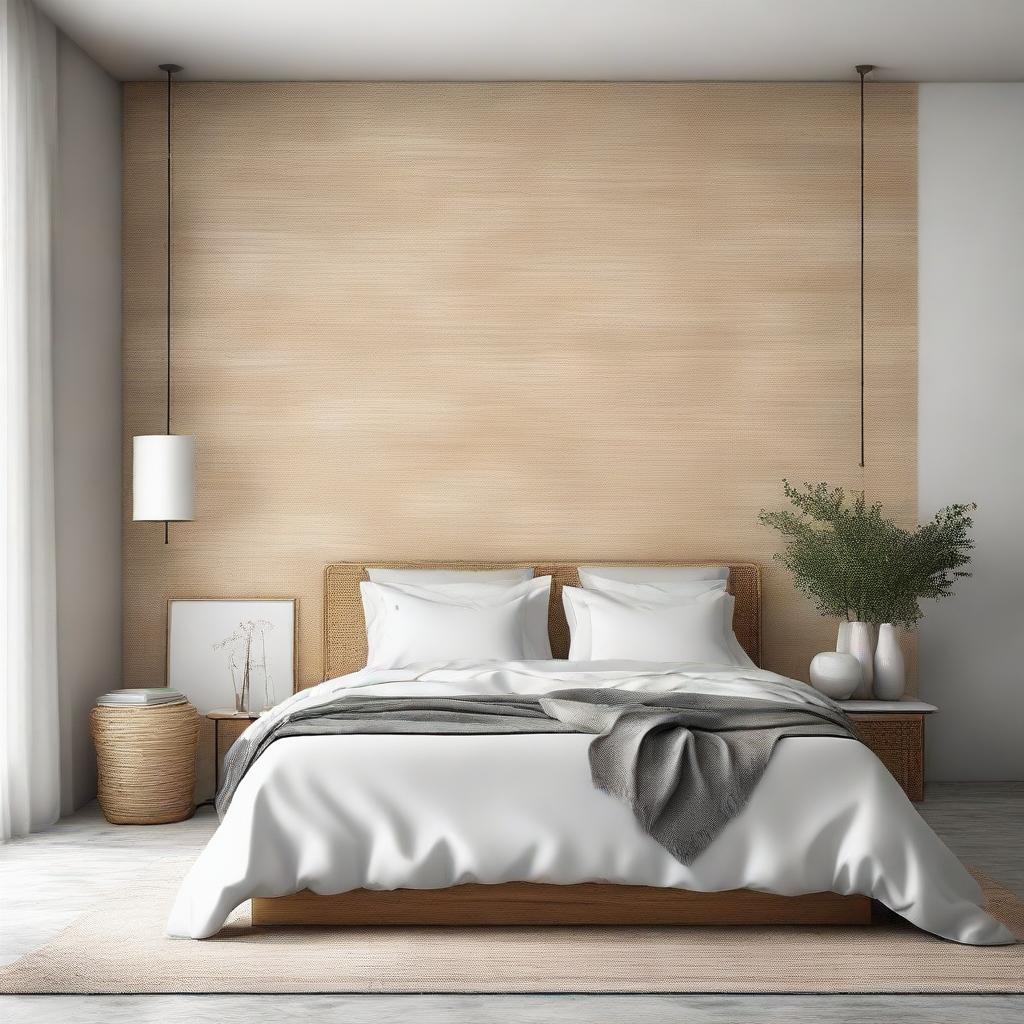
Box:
[34,0,1024,82]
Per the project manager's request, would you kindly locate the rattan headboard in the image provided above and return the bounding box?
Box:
[322,561,762,682]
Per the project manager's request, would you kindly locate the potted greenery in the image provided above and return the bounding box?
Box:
[759,481,975,699]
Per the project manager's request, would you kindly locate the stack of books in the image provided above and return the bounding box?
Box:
[96,688,187,708]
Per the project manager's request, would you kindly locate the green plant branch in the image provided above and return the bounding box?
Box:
[758,480,975,629]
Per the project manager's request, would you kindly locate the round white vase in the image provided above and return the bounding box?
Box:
[846,621,875,699]
[809,651,861,700]
[873,623,906,701]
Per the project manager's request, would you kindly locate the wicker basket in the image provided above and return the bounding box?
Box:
[90,702,200,824]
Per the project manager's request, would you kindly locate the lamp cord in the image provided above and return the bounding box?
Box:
[164,67,174,543]
[856,64,864,464]
[165,66,172,440]
[857,66,872,469]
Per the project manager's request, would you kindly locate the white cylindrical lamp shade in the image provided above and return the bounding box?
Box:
[133,434,195,521]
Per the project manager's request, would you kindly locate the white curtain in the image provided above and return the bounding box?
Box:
[0,0,60,841]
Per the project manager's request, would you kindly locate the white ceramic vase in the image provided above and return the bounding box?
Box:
[836,620,852,654]
[843,621,875,699]
[809,651,861,700]
[873,623,906,701]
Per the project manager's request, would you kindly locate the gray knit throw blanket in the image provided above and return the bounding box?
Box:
[218,688,856,866]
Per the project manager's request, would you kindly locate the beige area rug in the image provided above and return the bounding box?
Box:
[1,866,1022,994]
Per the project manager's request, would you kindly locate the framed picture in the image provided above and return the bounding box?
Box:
[167,598,297,715]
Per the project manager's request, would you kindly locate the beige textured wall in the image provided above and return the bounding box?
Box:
[122,83,917,693]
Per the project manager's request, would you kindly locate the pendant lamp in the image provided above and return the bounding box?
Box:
[133,64,194,543]
[855,64,874,469]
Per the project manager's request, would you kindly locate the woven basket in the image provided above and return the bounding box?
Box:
[90,702,200,825]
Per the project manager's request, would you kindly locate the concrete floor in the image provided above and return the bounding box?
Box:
[1,783,1022,1023]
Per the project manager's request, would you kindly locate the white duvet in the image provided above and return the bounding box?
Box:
[168,661,1014,944]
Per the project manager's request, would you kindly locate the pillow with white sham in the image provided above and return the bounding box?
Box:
[562,586,738,665]
[367,567,533,584]
[361,576,551,668]
[576,573,754,668]
[578,565,729,587]
[564,577,728,660]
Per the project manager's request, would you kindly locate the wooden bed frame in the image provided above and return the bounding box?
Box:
[251,560,873,929]
[252,883,872,927]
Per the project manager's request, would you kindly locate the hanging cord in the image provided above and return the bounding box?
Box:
[158,65,182,543]
[165,67,172,438]
[856,65,874,469]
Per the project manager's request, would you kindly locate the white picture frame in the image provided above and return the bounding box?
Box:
[167,598,297,715]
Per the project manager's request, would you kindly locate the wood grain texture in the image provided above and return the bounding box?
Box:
[251,883,872,928]
[121,83,917,691]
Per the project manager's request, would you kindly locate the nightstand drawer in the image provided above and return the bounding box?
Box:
[849,714,925,801]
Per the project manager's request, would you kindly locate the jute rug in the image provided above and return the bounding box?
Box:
[1,865,1021,994]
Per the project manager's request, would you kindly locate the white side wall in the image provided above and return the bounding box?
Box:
[918,84,1024,781]
[53,33,123,813]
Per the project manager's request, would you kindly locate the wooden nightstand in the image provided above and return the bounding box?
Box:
[838,699,937,802]
[208,710,260,792]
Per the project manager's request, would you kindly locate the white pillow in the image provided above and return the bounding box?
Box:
[562,586,738,665]
[575,573,754,668]
[367,567,533,584]
[564,577,728,659]
[361,576,551,669]
[578,565,729,587]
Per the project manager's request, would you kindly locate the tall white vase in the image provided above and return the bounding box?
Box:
[845,621,875,699]
[873,623,906,701]
[836,620,852,654]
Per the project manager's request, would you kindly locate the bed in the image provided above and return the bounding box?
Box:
[167,561,1013,945]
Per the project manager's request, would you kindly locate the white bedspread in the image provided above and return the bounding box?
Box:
[167,661,1013,944]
